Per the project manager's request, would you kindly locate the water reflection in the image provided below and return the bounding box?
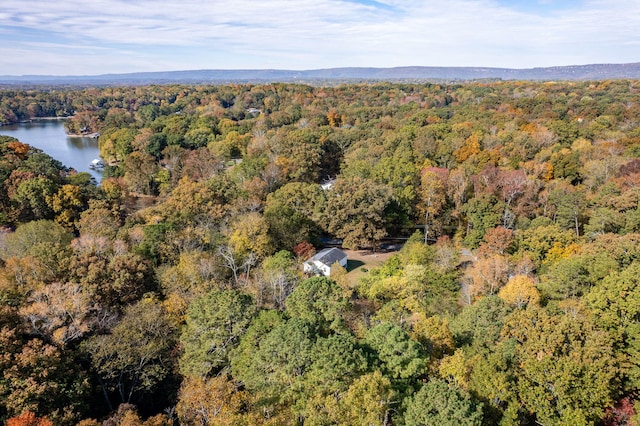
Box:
[68,136,99,150]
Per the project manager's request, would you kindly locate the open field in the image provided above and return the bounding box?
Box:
[342,249,398,287]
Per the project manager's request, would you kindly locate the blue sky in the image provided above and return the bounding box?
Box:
[1,0,639,76]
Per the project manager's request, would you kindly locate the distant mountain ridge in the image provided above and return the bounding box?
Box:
[3,63,640,85]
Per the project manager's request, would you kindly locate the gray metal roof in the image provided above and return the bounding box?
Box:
[308,247,347,267]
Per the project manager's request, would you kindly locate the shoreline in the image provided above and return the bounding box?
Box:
[67,132,99,138]
[0,117,99,138]
[0,116,71,127]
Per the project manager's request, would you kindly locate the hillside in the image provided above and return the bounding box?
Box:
[2,62,640,85]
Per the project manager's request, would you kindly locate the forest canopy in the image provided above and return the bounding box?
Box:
[1,79,640,424]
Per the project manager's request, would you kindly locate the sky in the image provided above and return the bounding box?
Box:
[1,0,639,76]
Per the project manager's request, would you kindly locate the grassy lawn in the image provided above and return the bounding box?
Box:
[343,249,396,288]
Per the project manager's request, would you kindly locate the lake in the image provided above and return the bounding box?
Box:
[0,119,103,183]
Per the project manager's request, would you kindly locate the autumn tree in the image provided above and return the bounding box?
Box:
[515,221,577,267]
[18,281,99,346]
[228,212,274,259]
[6,411,53,426]
[158,250,221,322]
[124,151,158,195]
[0,328,90,424]
[268,128,323,182]
[325,177,394,250]
[503,308,618,424]
[411,314,455,361]
[477,226,514,257]
[252,250,300,308]
[81,297,176,410]
[87,403,171,426]
[263,182,326,249]
[68,251,155,308]
[335,371,396,426]
[461,254,511,303]
[419,170,447,243]
[99,127,136,164]
[0,219,72,261]
[586,261,640,391]
[77,200,122,239]
[176,375,247,425]
[497,275,540,309]
[454,133,482,164]
[50,184,86,229]
[12,177,57,221]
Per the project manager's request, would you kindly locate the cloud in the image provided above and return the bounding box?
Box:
[1,0,639,74]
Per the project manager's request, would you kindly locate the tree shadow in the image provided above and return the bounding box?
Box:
[346,259,365,272]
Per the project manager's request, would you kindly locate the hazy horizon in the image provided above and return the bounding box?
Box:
[4,61,640,79]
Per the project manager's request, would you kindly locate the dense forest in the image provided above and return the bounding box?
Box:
[1,80,640,425]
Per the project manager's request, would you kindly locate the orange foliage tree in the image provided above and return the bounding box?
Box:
[6,411,53,426]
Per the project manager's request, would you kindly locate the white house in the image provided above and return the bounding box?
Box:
[303,247,348,277]
[320,178,336,191]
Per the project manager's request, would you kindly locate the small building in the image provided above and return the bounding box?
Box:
[303,247,348,277]
[89,158,104,169]
[320,178,336,190]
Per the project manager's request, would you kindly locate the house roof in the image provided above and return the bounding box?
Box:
[320,178,335,190]
[306,247,347,267]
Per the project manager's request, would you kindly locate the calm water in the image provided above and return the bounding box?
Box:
[0,119,103,182]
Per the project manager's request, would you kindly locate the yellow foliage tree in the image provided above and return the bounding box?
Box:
[336,371,396,426]
[50,184,84,229]
[544,242,581,265]
[454,133,481,163]
[439,348,471,390]
[330,261,351,297]
[498,275,540,309]
[228,212,274,258]
[176,375,247,426]
[327,110,342,127]
[101,177,129,204]
[411,314,455,360]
